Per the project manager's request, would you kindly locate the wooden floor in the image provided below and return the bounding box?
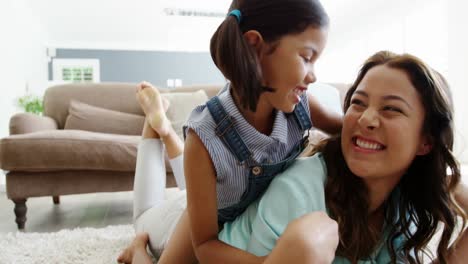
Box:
[0,190,134,234]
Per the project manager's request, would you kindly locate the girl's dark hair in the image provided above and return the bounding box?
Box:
[312,51,466,263]
[210,0,329,111]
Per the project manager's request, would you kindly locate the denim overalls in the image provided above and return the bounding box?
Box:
[206,96,312,224]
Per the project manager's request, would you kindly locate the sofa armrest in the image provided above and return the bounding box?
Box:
[9,113,58,135]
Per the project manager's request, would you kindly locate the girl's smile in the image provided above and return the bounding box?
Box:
[290,85,309,104]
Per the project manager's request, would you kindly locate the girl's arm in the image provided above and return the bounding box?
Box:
[184,129,264,264]
[244,156,338,261]
[307,92,343,135]
[445,183,468,263]
[264,212,338,264]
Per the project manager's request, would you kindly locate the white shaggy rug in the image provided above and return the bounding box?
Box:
[0,224,136,264]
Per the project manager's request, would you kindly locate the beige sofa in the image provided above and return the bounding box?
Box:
[0,82,348,230]
[0,82,221,230]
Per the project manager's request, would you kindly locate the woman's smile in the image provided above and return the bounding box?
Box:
[352,136,386,153]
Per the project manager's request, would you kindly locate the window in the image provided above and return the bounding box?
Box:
[52,59,100,82]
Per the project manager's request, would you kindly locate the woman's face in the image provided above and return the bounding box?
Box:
[341,65,429,186]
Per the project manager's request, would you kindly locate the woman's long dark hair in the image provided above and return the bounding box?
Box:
[313,51,466,263]
[210,0,329,112]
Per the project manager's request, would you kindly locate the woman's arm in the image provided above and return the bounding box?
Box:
[184,129,263,264]
[307,92,343,135]
[445,183,468,263]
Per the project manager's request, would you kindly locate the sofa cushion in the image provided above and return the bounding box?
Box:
[308,82,343,114]
[0,130,140,172]
[64,100,145,135]
[163,90,209,140]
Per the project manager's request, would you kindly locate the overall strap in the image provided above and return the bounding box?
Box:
[293,101,312,131]
[206,96,252,164]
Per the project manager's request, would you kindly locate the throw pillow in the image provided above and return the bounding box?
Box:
[308,82,343,114]
[64,100,145,135]
[162,90,209,140]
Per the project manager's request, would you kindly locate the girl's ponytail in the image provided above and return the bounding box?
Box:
[210,13,263,112]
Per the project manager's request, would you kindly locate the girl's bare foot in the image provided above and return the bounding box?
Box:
[117,233,150,264]
[136,81,172,138]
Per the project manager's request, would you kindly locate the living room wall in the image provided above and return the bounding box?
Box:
[48,49,225,87]
[449,0,468,165]
[0,0,48,188]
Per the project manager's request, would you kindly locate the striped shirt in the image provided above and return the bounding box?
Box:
[185,84,311,209]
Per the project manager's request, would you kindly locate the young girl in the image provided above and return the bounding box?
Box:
[216,51,468,263]
[118,0,341,263]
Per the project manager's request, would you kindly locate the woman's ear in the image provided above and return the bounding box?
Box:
[243,30,265,57]
[417,136,433,156]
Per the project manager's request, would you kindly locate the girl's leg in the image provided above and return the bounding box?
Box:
[169,154,185,190]
[136,83,196,263]
[132,130,187,259]
[118,121,170,263]
[158,210,197,263]
[137,81,186,189]
[132,128,167,221]
[118,83,188,263]
[133,81,178,220]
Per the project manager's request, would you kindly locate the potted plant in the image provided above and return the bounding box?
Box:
[17,95,44,115]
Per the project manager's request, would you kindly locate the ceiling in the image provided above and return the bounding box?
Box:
[25,0,425,51]
[26,0,233,50]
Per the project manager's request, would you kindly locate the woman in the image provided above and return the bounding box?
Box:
[217,50,468,263]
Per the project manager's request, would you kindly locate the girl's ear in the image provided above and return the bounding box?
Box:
[416,135,433,156]
[243,30,265,57]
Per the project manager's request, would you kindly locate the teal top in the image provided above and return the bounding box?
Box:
[218,153,406,263]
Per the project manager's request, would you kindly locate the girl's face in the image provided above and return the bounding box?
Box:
[341,65,430,187]
[259,25,327,113]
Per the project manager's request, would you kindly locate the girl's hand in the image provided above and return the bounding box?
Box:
[264,211,338,264]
